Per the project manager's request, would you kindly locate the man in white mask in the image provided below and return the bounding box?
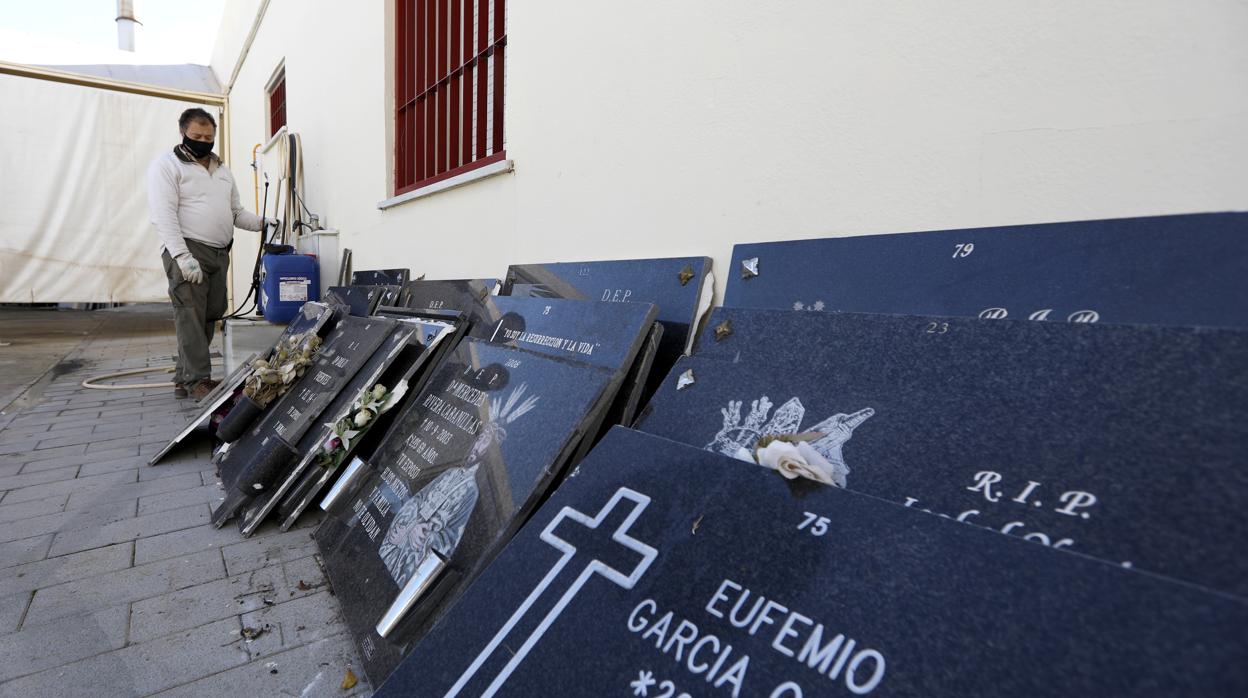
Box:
[147,108,276,400]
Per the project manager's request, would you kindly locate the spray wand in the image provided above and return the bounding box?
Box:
[215,175,273,320]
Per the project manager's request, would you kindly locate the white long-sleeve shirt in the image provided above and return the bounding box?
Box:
[146,150,264,257]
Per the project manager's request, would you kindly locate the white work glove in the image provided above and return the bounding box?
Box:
[174,252,205,284]
[265,217,280,231]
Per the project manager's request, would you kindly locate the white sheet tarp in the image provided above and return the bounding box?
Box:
[0,73,219,302]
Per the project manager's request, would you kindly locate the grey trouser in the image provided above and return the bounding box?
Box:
[162,239,231,386]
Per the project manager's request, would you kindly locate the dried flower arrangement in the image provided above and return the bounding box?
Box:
[242,331,323,407]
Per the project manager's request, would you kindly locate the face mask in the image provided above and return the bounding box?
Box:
[182,135,214,158]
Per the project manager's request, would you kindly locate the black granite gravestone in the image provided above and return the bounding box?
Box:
[210,315,399,526]
[638,308,1248,598]
[377,427,1248,697]
[354,300,660,474]
[146,354,255,465]
[352,268,411,286]
[314,337,617,682]
[466,296,657,370]
[326,285,388,316]
[147,302,338,465]
[401,278,501,314]
[611,323,663,428]
[503,257,714,402]
[378,285,404,307]
[466,296,662,455]
[376,306,468,327]
[237,315,462,536]
[724,212,1248,327]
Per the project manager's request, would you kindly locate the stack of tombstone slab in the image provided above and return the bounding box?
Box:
[371,212,1248,695]
[375,423,1248,697]
[210,313,415,526]
[339,267,411,314]
[313,294,661,681]
[236,308,466,536]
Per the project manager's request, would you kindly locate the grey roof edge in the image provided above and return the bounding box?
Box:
[38,63,223,95]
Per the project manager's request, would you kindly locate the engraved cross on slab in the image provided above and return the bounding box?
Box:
[446,488,658,698]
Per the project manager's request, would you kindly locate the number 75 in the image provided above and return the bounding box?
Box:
[798,512,831,536]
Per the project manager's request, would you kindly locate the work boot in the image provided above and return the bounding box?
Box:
[190,378,221,401]
[174,383,189,399]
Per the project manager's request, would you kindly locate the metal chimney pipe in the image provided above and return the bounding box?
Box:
[116,0,138,52]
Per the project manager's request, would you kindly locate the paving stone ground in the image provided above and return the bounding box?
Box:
[0,306,370,697]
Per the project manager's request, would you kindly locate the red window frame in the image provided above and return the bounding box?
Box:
[268,71,287,137]
[395,0,506,196]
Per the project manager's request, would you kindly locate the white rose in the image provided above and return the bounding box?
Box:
[371,384,388,401]
[755,440,847,487]
[353,408,376,428]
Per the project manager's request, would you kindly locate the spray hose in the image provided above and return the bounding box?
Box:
[81,365,176,390]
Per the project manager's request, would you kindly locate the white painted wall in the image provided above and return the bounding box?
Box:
[213,0,1248,303]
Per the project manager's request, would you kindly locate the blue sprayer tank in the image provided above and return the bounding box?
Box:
[260,249,319,324]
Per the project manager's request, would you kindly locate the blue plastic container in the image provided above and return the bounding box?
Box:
[260,252,320,324]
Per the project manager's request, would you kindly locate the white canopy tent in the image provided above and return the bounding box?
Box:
[0,63,224,303]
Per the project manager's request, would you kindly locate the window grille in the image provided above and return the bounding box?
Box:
[395,0,506,195]
[268,70,286,137]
